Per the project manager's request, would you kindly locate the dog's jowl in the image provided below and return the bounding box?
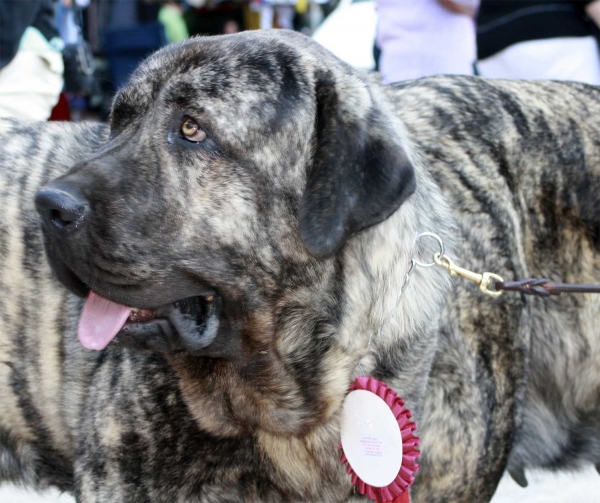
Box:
[0,31,599,502]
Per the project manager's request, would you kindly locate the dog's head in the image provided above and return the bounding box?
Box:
[36,31,416,434]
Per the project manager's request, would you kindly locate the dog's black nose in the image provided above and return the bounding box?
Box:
[35,183,89,231]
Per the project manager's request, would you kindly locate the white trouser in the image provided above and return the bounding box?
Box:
[376,0,478,83]
[477,36,600,85]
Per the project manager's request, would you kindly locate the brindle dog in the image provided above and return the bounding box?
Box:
[0,30,599,502]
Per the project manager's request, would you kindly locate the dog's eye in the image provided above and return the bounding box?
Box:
[181,118,206,143]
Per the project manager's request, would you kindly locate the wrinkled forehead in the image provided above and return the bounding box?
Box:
[110,36,313,136]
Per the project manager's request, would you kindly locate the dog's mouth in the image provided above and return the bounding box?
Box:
[41,233,225,354]
[78,290,222,353]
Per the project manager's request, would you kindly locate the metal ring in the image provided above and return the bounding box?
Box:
[414,232,445,268]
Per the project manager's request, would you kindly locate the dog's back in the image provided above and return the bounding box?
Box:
[389,76,600,495]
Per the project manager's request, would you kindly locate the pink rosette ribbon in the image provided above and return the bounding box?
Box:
[340,377,420,503]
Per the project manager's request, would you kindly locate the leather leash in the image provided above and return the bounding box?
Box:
[430,251,600,299]
[495,279,600,297]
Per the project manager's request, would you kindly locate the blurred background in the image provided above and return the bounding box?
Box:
[1,0,599,123]
[1,0,341,122]
[1,0,600,501]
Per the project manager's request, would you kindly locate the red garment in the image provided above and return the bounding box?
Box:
[49,92,70,121]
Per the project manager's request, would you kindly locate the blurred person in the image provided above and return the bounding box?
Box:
[185,0,246,36]
[477,0,600,85]
[159,1,189,42]
[376,0,479,83]
[253,0,297,30]
[58,0,90,44]
[56,0,93,121]
[222,19,240,34]
[0,0,64,120]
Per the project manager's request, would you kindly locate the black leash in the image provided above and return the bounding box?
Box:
[414,233,600,299]
[495,279,600,297]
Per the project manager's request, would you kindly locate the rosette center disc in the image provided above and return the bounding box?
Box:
[340,390,403,487]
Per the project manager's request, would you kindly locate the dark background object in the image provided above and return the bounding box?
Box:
[103,22,166,90]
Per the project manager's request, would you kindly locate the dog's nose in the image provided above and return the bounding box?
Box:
[35,183,89,231]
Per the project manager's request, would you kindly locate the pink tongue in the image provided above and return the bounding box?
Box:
[78,291,132,350]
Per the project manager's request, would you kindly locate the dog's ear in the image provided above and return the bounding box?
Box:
[298,71,416,258]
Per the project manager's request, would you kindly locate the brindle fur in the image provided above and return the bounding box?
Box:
[0,31,599,502]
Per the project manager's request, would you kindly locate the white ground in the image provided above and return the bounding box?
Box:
[1,466,599,502]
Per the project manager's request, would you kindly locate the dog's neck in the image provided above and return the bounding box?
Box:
[338,150,456,417]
